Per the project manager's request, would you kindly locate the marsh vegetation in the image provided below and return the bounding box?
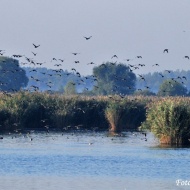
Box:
[0,92,190,145]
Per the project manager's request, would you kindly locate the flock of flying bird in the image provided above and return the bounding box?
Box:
[1,35,190,95]
[1,35,190,142]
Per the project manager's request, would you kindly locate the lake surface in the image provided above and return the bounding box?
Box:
[0,131,189,190]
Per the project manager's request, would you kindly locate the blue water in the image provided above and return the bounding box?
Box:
[0,131,189,190]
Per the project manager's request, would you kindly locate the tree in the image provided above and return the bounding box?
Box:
[92,62,136,95]
[157,79,187,96]
[0,56,28,92]
[64,81,76,95]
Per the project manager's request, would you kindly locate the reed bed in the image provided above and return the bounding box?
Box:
[141,97,190,145]
[0,92,148,132]
[2,92,190,145]
[105,97,147,132]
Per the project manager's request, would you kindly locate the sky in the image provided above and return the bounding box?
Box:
[1,0,190,76]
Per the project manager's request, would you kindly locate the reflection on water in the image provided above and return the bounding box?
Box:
[0,131,189,190]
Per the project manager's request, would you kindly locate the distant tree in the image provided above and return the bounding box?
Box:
[136,70,190,93]
[58,85,64,93]
[93,62,136,95]
[0,56,28,92]
[64,81,76,95]
[157,79,187,96]
[134,89,156,96]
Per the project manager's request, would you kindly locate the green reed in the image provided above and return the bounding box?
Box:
[141,97,190,145]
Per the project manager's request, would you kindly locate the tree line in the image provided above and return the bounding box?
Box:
[0,56,190,96]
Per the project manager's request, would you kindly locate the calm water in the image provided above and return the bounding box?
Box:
[0,131,189,190]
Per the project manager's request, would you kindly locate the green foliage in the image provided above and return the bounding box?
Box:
[105,101,124,132]
[64,81,76,95]
[136,70,190,93]
[141,97,190,145]
[54,96,108,130]
[105,97,147,132]
[158,79,187,96]
[93,62,136,95]
[0,92,148,133]
[0,93,110,131]
[0,56,29,92]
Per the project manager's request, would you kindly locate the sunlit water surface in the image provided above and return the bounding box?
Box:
[0,131,189,190]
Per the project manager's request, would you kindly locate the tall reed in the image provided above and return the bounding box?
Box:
[141,97,190,145]
[105,96,147,132]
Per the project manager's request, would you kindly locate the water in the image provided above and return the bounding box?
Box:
[0,131,189,190]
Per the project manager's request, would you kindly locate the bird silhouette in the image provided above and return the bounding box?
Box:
[111,55,118,59]
[87,62,95,65]
[182,76,187,80]
[58,59,64,62]
[163,49,169,53]
[159,73,164,78]
[72,53,80,55]
[32,52,37,56]
[84,36,92,40]
[33,44,40,48]
[165,70,172,73]
[152,63,159,66]
[184,56,189,59]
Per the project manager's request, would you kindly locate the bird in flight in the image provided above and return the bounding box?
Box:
[72,53,80,55]
[32,52,37,56]
[159,73,164,78]
[152,63,159,66]
[184,56,190,59]
[58,59,64,62]
[163,49,169,53]
[84,36,92,40]
[33,44,40,48]
[165,70,172,73]
[87,62,95,65]
[111,55,118,59]
[125,59,132,61]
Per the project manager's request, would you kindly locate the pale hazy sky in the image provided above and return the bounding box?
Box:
[1,0,190,75]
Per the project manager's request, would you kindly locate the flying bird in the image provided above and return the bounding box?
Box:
[163,49,169,53]
[32,52,37,56]
[184,56,190,59]
[72,53,80,55]
[152,63,159,66]
[84,36,92,40]
[54,64,62,66]
[58,59,64,62]
[111,55,118,59]
[87,62,95,65]
[52,58,57,61]
[182,76,187,80]
[33,44,40,48]
[159,73,164,78]
[165,70,172,73]
[125,59,132,61]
